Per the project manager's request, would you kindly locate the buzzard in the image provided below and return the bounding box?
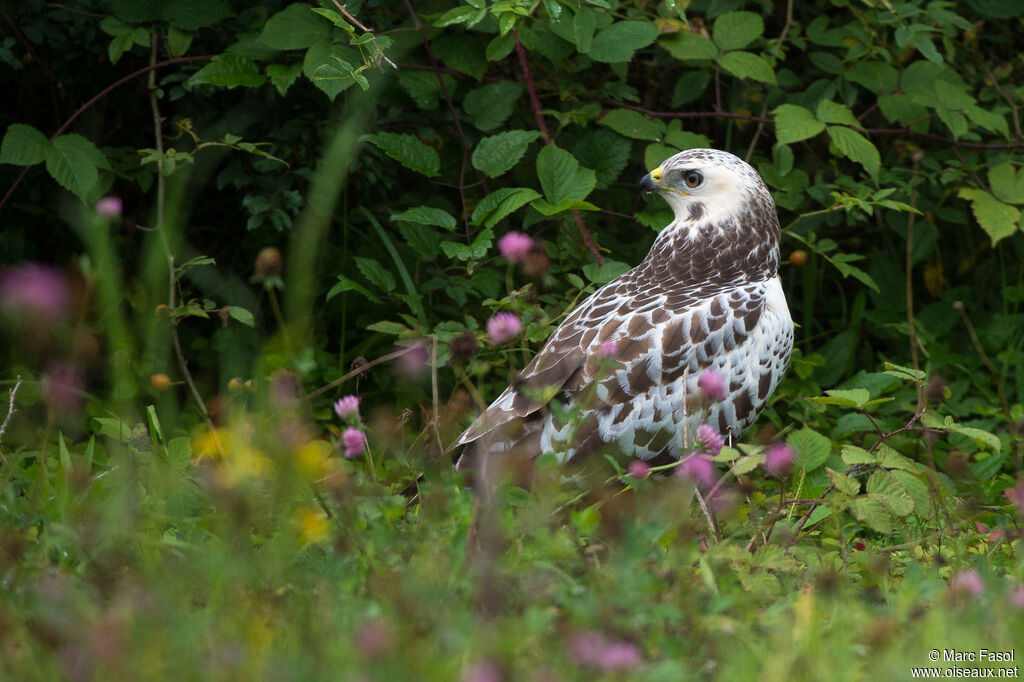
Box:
[455,149,793,471]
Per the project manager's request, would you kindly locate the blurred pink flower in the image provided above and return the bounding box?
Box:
[354,619,393,656]
[698,369,726,401]
[394,342,429,377]
[44,363,84,413]
[95,196,123,217]
[949,569,984,597]
[486,312,521,344]
[696,423,724,455]
[596,340,617,359]
[677,453,715,490]
[627,460,650,479]
[764,443,794,476]
[1004,479,1024,514]
[498,231,532,263]
[0,264,70,320]
[334,395,360,420]
[461,661,503,682]
[569,632,642,671]
[1010,586,1024,610]
[342,427,365,458]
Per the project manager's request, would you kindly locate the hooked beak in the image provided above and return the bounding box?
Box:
[638,165,662,193]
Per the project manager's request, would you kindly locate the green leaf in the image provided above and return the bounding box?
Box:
[0,123,49,166]
[188,55,266,88]
[472,130,541,178]
[935,104,968,139]
[303,42,359,99]
[167,26,194,57]
[712,11,764,51]
[440,226,494,261]
[260,3,329,50]
[816,100,860,127]
[845,61,899,94]
[573,7,596,53]
[582,260,631,284]
[716,50,775,84]
[266,62,303,96]
[362,132,440,178]
[366,321,410,336]
[889,470,932,517]
[866,471,915,517]
[432,34,486,80]
[841,444,877,465]
[827,126,880,177]
[397,223,441,261]
[852,496,894,534]
[989,163,1024,204]
[962,105,1009,138]
[787,427,831,473]
[598,109,665,141]
[463,81,525,131]
[354,257,396,292]
[809,388,870,408]
[536,144,596,204]
[772,104,825,145]
[470,187,541,228]
[107,0,162,23]
[390,206,457,230]
[162,0,233,30]
[530,198,599,216]
[827,467,861,495]
[957,188,1020,245]
[573,128,632,189]
[327,275,380,303]
[659,32,718,61]
[948,423,1001,453]
[165,436,191,473]
[486,33,516,61]
[588,21,659,63]
[45,134,104,203]
[225,306,255,327]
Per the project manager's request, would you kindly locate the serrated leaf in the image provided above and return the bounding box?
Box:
[810,388,871,408]
[266,62,303,96]
[463,81,525,132]
[588,21,659,63]
[472,130,541,178]
[397,223,441,261]
[536,144,595,204]
[440,226,494,261]
[363,132,440,178]
[882,362,926,381]
[432,34,486,80]
[390,206,456,230]
[957,188,1020,245]
[599,109,665,141]
[354,257,396,292]
[45,134,105,203]
[573,128,632,189]
[989,163,1024,204]
[226,306,255,327]
[732,453,764,475]
[828,467,861,495]
[303,42,359,99]
[573,7,596,53]
[852,496,894,534]
[260,3,329,50]
[0,123,49,166]
[787,427,831,473]
[949,423,1001,453]
[845,61,899,94]
[163,0,233,30]
[366,321,409,336]
[841,444,877,465]
[659,31,718,61]
[188,55,265,88]
[470,187,540,228]
[717,50,775,84]
[772,104,825,145]
[816,100,860,127]
[889,470,932,517]
[962,105,1009,138]
[827,126,879,177]
[582,260,631,284]
[530,198,599,216]
[712,11,764,51]
[879,446,920,472]
[866,471,915,517]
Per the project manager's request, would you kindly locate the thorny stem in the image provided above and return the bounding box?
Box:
[0,54,214,215]
[0,375,23,464]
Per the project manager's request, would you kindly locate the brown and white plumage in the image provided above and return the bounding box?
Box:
[454,149,793,469]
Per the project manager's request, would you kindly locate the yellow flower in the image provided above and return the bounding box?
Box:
[295,507,330,544]
[191,427,232,460]
[295,440,332,478]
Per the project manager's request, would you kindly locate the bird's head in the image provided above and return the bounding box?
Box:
[639,148,773,228]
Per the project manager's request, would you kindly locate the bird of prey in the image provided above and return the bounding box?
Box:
[454,148,793,471]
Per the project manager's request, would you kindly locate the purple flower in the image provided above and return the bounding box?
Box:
[569,632,642,671]
[342,427,365,458]
[696,423,724,455]
[44,363,84,413]
[627,460,650,479]
[354,619,394,656]
[698,369,726,402]
[1011,586,1024,611]
[596,340,617,359]
[394,342,429,377]
[677,454,715,490]
[334,395,360,420]
[764,443,794,476]
[95,196,123,217]
[1004,479,1024,514]
[486,312,521,344]
[949,569,984,597]
[0,264,70,320]
[498,231,533,263]
[461,661,503,682]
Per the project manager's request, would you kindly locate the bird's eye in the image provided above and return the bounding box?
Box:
[683,170,703,188]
